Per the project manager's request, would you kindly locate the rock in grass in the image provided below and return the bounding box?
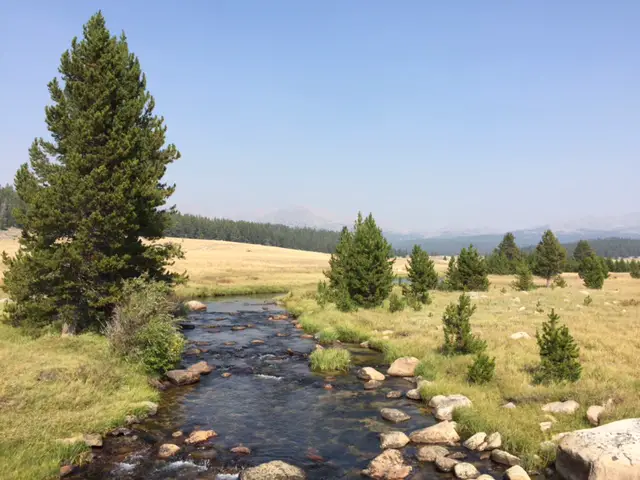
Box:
[380,408,411,423]
[83,433,102,447]
[504,465,531,480]
[185,430,217,444]
[430,394,472,421]
[241,460,305,480]
[435,455,459,472]
[380,431,410,449]
[387,357,420,377]
[409,421,460,445]
[478,432,501,451]
[556,418,640,480]
[358,367,385,381]
[463,432,486,450]
[158,443,180,458]
[502,402,516,409]
[166,369,200,386]
[406,388,421,400]
[542,400,580,414]
[362,449,412,479]
[137,400,158,416]
[586,405,605,426]
[415,445,449,462]
[490,449,520,466]
[454,462,480,479]
[510,332,531,340]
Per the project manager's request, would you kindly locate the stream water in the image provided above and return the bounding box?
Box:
[77,296,506,479]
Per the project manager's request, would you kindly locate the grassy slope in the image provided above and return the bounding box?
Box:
[286,273,640,469]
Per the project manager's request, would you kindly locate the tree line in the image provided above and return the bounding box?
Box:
[0,184,24,230]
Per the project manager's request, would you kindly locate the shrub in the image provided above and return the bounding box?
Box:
[105,277,185,374]
[316,280,332,308]
[334,286,357,312]
[388,292,406,313]
[578,254,608,289]
[442,293,486,355]
[583,295,593,307]
[309,348,351,372]
[467,353,496,384]
[405,293,424,311]
[533,309,581,384]
[535,300,544,313]
[552,275,567,288]
[500,287,507,294]
[512,262,535,291]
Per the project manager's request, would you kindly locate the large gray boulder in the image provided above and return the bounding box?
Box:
[409,421,460,445]
[429,394,472,421]
[362,449,412,479]
[387,357,420,377]
[241,460,305,480]
[380,408,411,423]
[556,418,640,480]
[380,431,410,449]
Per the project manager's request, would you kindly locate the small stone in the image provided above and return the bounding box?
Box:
[222,372,232,378]
[184,300,207,311]
[360,341,370,348]
[463,432,486,450]
[358,367,386,381]
[231,326,246,331]
[124,415,140,425]
[301,334,313,339]
[415,445,449,462]
[380,408,410,423]
[504,465,531,480]
[540,421,553,432]
[454,462,480,479]
[158,443,181,458]
[60,465,74,477]
[435,455,459,472]
[324,384,333,390]
[587,405,605,426]
[251,339,265,345]
[276,333,288,337]
[448,452,467,460]
[364,380,382,390]
[406,388,421,400]
[185,430,216,444]
[83,433,102,447]
[479,432,501,451]
[386,390,403,399]
[542,400,580,414]
[387,357,420,377]
[490,449,520,466]
[510,332,531,340]
[479,452,491,460]
[172,431,183,438]
[380,431,410,449]
[110,427,133,436]
[230,445,251,455]
[518,306,526,311]
[502,402,516,409]
[224,341,236,346]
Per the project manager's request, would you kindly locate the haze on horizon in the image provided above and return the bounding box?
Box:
[1,1,638,234]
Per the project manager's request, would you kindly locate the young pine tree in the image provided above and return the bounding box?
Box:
[443,256,460,291]
[630,260,640,279]
[512,261,535,291]
[578,254,608,289]
[454,244,489,291]
[572,240,594,263]
[2,13,182,332]
[467,353,496,384]
[534,309,581,384]
[534,230,567,287]
[324,226,352,292]
[442,293,486,355]
[404,244,437,304]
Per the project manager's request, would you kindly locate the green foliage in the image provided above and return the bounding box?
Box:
[578,254,608,289]
[323,213,395,309]
[487,232,522,274]
[552,275,567,288]
[467,353,496,384]
[512,261,535,291]
[405,244,437,303]
[573,240,594,263]
[630,260,640,279]
[415,358,437,381]
[317,327,339,344]
[446,245,489,291]
[388,292,406,313]
[309,348,351,372]
[583,295,593,307]
[316,280,332,308]
[534,230,567,286]
[442,293,486,355]
[1,13,182,332]
[105,277,184,373]
[533,309,581,384]
[0,184,24,230]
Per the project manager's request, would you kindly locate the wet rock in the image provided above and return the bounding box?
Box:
[148,377,169,391]
[362,449,412,479]
[124,414,140,425]
[542,400,580,414]
[185,347,202,355]
[477,476,495,480]
[504,465,531,480]
[231,445,251,455]
[448,452,467,460]
[166,369,200,386]
[502,402,516,409]
[224,341,237,346]
[360,341,370,348]
[364,380,382,390]
[276,333,288,337]
[490,449,520,466]
[188,361,214,376]
[415,445,449,462]
[387,391,403,399]
[556,418,640,480]
[172,430,183,438]
[222,372,232,378]
[463,432,486,450]
[409,421,460,445]
[241,460,305,480]
[137,400,158,416]
[358,367,386,381]
[185,429,217,444]
[454,462,480,479]
[185,300,207,311]
[324,384,333,390]
[430,394,472,421]
[158,443,181,458]
[478,432,501,451]
[60,465,74,477]
[435,455,459,472]
[479,452,491,460]
[191,449,218,461]
[83,433,102,447]
[269,314,289,321]
[380,408,411,423]
[387,357,420,377]
[510,332,531,340]
[232,326,246,331]
[251,339,265,345]
[406,389,421,400]
[110,427,133,436]
[380,431,410,449]
[586,405,605,426]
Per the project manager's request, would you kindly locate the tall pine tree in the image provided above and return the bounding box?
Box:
[534,230,566,287]
[2,13,181,332]
[450,245,489,291]
[404,244,437,304]
[578,253,608,289]
[573,240,594,263]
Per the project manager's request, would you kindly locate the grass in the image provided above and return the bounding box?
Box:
[0,323,157,480]
[286,273,640,470]
[309,348,352,372]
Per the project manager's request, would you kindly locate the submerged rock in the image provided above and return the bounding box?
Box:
[358,367,385,381]
[364,380,382,390]
[415,445,449,462]
[380,408,411,423]
[380,431,410,449]
[406,389,421,400]
[435,455,459,472]
[166,369,200,386]
[409,421,460,445]
[387,357,420,377]
[362,449,412,479]
[241,460,305,480]
[386,391,403,399]
[158,443,181,459]
[556,418,640,480]
[231,445,251,455]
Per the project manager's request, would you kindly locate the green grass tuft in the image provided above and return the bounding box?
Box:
[309,348,351,372]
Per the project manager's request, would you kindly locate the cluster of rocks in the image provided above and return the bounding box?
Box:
[165,359,215,386]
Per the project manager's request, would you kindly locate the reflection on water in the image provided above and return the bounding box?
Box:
[77,296,505,479]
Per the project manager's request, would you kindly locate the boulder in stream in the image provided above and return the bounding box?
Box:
[429,394,472,421]
[358,367,385,381]
[166,369,200,386]
[454,462,480,479]
[380,431,410,449]
[387,357,420,377]
[241,460,306,480]
[185,429,217,444]
[362,449,412,479]
[415,445,449,462]
[158,443,180,459]
[380,408,411,423]
[409,421,460,445]
[187,361,214,375]
[184,300,207,311]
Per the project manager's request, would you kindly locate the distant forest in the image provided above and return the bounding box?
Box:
[0,184,23,230]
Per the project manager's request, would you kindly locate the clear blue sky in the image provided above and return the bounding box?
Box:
[1,1,638,234]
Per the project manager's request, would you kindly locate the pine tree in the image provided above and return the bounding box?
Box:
[496,232,521,265]
[1,13,181,332]
[512,261,535,291]
[630,260,640,279]
[442,293,486,355]
[455,244,489,291]
[534,309,581,384]
[444,256,460,290]
[324,226,352,291]
[404,244,437,304]
[467,353,496,384]
[534,230,567,287]
[573,240,594,263]
[578,254,607,289]
[486,252,511,275]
